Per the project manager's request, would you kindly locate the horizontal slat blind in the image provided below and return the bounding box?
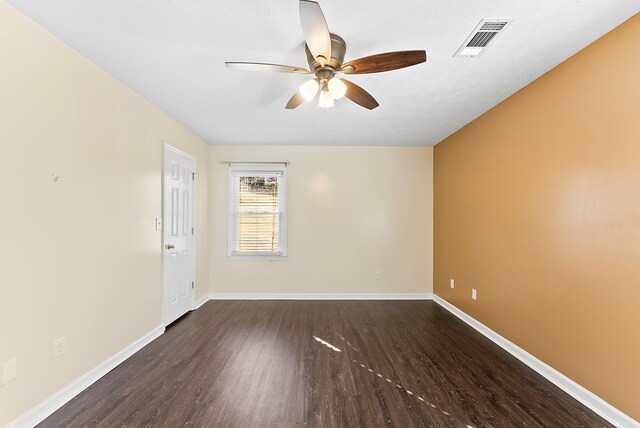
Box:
[235,175,281,253]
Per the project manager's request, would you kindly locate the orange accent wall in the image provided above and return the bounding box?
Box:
[434,13,640,420]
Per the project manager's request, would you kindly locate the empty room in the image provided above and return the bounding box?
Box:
[1,0,638,426]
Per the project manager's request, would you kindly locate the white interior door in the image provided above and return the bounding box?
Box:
[163,145,195,326]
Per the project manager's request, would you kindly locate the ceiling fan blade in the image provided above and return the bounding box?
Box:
[299,0,331,67]
[285,91,306,109]
[341,50,426,74]
[341,79,379,110]
[225,62,311,74]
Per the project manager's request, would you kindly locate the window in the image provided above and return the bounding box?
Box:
[228,164,286,258]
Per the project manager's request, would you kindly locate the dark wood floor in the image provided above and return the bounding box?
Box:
[40,301,611,427]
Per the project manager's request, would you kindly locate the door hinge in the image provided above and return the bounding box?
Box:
[192,172,196,180]
[191,281,195,289]
[191,227,195,235]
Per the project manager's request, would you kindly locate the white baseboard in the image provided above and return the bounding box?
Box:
[8,325,165,428]
[207,292,434,300]
[193,293,211,309]
[432,295,639,428]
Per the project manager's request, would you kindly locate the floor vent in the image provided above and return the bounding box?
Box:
[455,19,512,57]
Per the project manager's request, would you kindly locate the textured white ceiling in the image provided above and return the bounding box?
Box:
[7,0,638,146]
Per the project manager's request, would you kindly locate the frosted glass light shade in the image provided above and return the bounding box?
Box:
[299,79,319,101]
[327,78,347,100]
[318,90,334,109]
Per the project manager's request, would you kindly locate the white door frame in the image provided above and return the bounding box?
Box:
[162,143,196,326]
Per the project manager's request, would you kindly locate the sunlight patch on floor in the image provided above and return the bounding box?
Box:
[312,335,341,352]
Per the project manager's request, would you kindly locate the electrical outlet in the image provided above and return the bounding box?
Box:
[265,270,271,279]
[450,278,455,289]
[1,359,17,386]
[374,271,381,280]
[53,337,65,358]
[472,289,477,300]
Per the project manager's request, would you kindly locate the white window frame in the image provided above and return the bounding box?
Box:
[227,163,287,259]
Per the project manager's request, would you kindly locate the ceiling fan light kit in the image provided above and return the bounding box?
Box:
[318,87,334,110]
[299,79,320,101]
[327,78,347,100]
[225,0,427,110]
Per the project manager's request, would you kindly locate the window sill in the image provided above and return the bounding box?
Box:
[227,254,288,261]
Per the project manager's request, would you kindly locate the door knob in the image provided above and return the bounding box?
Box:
[165,243,176,250]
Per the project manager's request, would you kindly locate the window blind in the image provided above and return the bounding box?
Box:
[230,171,284,256]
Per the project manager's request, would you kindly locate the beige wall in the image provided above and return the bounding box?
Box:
[209,145,433,294]
[0,2,209,425]
[434,13,640,420]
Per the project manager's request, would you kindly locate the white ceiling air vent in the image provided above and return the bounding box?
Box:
[455,19,512,58]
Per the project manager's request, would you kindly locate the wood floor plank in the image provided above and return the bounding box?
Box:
[39,301,613,427]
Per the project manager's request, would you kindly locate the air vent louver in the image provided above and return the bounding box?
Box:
[479,22,508,31]
[466,31,498,48]
[455,19,511,57]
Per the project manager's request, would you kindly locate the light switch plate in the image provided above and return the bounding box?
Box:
[450,279,455,289]
[155,218,163,231]
[1,359,17,386]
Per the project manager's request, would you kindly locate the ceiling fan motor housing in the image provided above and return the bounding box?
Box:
[306,33,347,78]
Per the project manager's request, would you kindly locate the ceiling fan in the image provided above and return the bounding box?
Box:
[225,0,427,110]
